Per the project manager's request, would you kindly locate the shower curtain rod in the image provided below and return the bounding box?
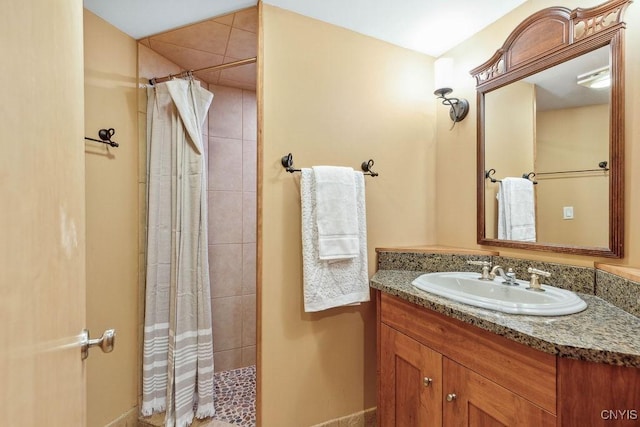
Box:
[149,56,257,85]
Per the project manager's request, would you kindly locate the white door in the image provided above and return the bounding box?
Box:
[0,1,87,425]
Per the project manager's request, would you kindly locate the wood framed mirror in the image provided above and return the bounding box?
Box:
[470,0,631,258]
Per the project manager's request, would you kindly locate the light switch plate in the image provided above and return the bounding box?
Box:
[563,206,574,219]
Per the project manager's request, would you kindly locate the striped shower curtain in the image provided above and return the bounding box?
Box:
[142,79,215,427]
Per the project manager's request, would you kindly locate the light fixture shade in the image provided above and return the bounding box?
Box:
[577,65,610,89]
[434,57,454,90]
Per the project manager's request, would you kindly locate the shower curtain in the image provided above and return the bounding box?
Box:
[142,79,215,427]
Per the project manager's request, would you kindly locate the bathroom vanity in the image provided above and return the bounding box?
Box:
[372,260,640,427]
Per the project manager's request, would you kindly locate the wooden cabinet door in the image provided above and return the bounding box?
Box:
[380,324,443,426]
[443,358,556,427]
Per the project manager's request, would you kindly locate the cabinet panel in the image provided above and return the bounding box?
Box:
[558,357,640,426]
[443,358,556,427]
[380,324,443,426]
[381,293,556,413]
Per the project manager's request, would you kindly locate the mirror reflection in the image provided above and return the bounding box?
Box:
[484,46,610,247]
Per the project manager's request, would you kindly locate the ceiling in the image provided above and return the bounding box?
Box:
[523,46,610,111]
[139,8,258,90]
[83,0,527,57]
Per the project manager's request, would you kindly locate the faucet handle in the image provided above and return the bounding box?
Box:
[467,260,491,267]
[527,267,551,291]
[468,260,492,280]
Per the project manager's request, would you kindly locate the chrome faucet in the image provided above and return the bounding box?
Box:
[489,265,518,286]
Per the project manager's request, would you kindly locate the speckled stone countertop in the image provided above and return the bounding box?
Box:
[371,270,640,368]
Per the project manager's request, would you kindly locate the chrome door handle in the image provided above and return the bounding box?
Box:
[81,328,116,360]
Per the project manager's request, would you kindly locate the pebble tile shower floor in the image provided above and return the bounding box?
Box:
[211,365,256,427]
[139,365,256,427]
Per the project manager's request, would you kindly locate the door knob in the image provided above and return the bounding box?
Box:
[81,328,116,360]
[446,393,457,402]
[423,377,433,387]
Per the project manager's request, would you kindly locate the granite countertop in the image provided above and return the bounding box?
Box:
[371,269,640,368]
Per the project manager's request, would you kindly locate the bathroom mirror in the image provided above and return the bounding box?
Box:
[471,0,630,258]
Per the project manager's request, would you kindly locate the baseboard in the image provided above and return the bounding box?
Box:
[311,407,376,427]
[104,407,138,427]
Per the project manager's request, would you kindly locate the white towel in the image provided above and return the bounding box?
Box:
[312,166,360,260]
[301,168,370,312]
[498,177,536,242]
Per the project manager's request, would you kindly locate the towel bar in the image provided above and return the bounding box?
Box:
[485,168,537,185]
[281,153,378,177]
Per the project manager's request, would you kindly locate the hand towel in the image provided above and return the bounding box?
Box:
[301,168,370,312]
[312,166,360,260]
[498,177,536,242]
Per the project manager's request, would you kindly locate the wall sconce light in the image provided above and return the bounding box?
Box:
[434,58,469,128]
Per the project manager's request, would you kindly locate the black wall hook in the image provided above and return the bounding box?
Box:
[85,128,119,148]
[522,172,538,184]
[281,153,301,173]
[361,159,378,176]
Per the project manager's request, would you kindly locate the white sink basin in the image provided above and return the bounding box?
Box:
[412,272,587,316]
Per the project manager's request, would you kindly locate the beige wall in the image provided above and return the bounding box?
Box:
[536,104,609,246]
[261,5,436,426]
[207,84,257,372]
[484,81,536,238]
[435,0,640,267]
[84,10,139,427]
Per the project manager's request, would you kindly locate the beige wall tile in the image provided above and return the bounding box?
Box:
[208,136,243,191]
[242,90,257,141]
[138,42,181,82]
[219,63,257,88]
[217,79,256,91]
[242,139,257,192]
[242,243,256,295]
[213,12,234,26]
[209,85,243,139]
[242,294,256,346]
[233,8,258,34]
[214,348,243,372]
[148,40,224,71]
[208,244,243,298]
[150,20,231,55]
[211,296,242,351]
[226,27,258,59]
[196,69,221,86]
[241,345,256,366]
[208,191,243,244]
[242,191,256,243]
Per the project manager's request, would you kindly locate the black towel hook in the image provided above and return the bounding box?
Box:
[85,128,119,148]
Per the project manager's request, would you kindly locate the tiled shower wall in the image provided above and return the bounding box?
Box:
[207,84,257,372]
